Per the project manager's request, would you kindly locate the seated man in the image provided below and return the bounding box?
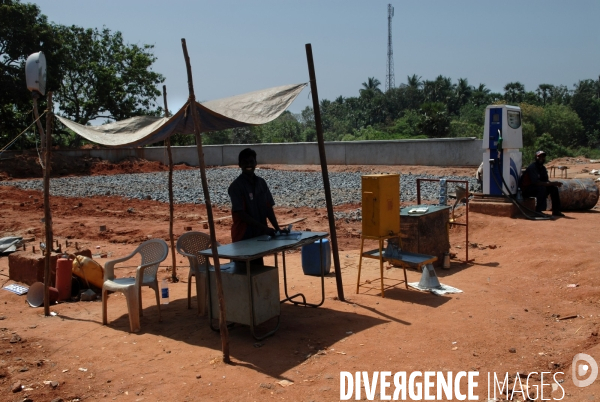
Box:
[519,150,565,217]
[228,148,287,266]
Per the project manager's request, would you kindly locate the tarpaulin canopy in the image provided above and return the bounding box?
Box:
[56,83,307,147]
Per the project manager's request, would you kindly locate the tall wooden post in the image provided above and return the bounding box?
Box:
[181,38,230,363]
[42,92,54,316]
[32,95,46,151]
[162,86,178,282]
[305,44,345,301]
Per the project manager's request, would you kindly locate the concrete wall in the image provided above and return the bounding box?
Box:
[1,138,483,166]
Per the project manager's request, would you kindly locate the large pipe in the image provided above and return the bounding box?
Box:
[555,178,599,210]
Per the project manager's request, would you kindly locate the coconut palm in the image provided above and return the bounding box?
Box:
[406,74,423,89]
[360,77,383,97]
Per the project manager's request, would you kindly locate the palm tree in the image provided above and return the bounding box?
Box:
[455,78,472,107]
[471,83,491,106]
[360,77,383,97]
[423,75,454,103]
[536,84,553,106]
[406,74,422,89]
[503,82,525,104]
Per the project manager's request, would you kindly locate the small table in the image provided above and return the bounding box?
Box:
[199,231,328,340]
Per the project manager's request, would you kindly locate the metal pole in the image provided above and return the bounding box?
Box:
[41,92,54,316]
[305,43,345,301]
[162,86,178,282]
[181,38,230,363]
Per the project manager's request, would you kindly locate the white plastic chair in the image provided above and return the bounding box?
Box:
[176,232,233,316]
[102,239,169,332]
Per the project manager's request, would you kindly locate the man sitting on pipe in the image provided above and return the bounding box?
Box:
[519,150,565,217]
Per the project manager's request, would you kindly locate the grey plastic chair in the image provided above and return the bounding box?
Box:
[176,232,232,316]
[102,239,168,332]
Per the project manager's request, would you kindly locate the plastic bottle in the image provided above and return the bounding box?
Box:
[161,279,169,304]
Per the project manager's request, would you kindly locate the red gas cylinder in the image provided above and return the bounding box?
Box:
[55,255,72,301]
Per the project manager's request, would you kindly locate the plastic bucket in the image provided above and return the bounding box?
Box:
[301,238,331,276]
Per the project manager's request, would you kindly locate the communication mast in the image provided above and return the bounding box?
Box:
[385,4,395,92]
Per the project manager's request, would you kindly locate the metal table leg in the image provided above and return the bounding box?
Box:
[280,239,325,308]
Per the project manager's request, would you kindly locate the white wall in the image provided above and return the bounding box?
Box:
[2,138,482,167]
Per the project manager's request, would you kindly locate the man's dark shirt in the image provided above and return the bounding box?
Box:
[228,174,275,242]
[520,161,548,190]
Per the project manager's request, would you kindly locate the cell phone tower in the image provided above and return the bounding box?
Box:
[385,4,395,92]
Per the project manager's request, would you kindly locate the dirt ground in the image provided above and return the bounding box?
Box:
[1,156,600,401]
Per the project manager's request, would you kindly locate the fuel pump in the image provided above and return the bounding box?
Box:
[482,105,522,196]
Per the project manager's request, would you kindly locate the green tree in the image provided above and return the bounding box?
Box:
[539,104,585,147]
[548,85,572,105]
[536,84,553,106]
[202,131,227,145]
[419,102,450,138]
[531,133,570,162]
[53,25,164,127]
[570,79,600,145]
[450,103,485,138]
[230,126,261,144]
[0,0,61,149]
[503,81,525,104]
[423,75,454,104]
[471,84,491,106]
[519,103,544,146]
[451,78,472,114]
[359,77,383,98]
[406,74,422,89]
[389,110,423,138]
[260,111,303,143]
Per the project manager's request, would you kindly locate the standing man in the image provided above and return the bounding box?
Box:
[228,148,286,244]
[520,150,565,217]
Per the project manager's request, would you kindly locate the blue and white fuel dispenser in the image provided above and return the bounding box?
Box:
[482,105,523,196]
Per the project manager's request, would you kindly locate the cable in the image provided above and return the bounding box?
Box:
[0,110,47,158]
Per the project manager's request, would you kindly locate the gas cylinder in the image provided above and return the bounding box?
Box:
[55,255,72,301]
[555,178,599,210]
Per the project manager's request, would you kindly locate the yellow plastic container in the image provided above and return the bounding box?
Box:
[361,174,400,238]
[70,254,104,289]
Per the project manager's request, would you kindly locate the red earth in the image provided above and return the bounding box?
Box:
[1,155,600,401]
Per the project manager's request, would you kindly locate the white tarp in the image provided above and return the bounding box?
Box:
[56,83,307,147]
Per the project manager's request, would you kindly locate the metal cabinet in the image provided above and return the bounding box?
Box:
[208,265,280,326]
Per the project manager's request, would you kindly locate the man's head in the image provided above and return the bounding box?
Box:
[238,148,257,176]
[535,150,546,164]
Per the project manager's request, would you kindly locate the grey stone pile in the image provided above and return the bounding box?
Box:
[0,168,477,210]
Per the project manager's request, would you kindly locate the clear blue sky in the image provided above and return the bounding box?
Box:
[32,0,600,115]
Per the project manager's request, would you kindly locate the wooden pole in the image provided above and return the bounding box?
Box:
[32,95,46,151]
[41,92,54,316]
[181,38,230,363]
[163,86,178,282]
[305,44,345,301]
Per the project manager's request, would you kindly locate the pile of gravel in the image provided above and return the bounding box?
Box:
[0,168,478,211]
